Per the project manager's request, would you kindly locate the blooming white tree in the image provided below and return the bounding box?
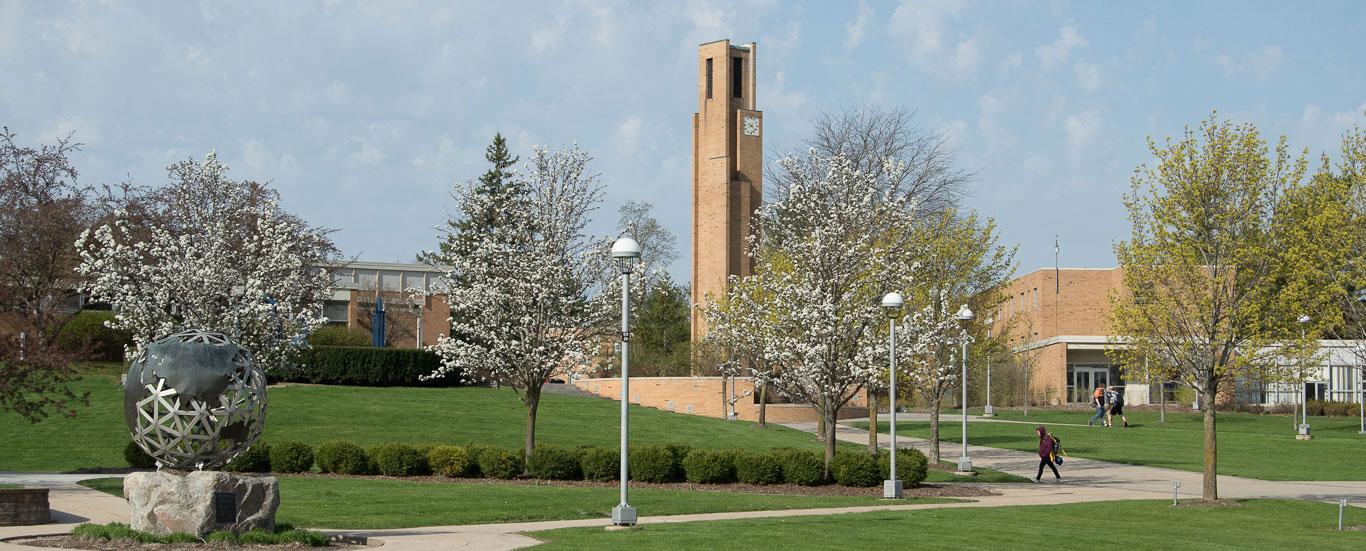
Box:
[716,151,924,474]
[75,152,337,371]
[423,144,606,460]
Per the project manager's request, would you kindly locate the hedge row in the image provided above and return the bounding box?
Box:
[273,346,465,387]
[139,441,930,488]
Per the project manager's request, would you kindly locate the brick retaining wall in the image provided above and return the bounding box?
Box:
[0,488,50,526]
[572,376,868,424]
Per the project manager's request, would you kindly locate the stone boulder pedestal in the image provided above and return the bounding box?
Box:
[124,470,279,536]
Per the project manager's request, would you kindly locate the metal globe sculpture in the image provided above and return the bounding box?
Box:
[123,330,267,470]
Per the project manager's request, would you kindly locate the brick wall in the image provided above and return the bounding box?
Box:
[572,376,866,424]
[0,488,49,526]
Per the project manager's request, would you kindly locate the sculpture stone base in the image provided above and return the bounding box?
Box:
[125,470,278,536]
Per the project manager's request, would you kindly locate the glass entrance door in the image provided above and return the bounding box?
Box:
[1070,366,1111,403]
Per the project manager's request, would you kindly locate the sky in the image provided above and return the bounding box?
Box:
[3,0,1364,282]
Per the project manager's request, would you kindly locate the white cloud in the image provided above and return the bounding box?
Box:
[1211,45,1283,82]
[763,20,801,65]
[351,139,383,165]
[887,0,979,80]
[844,1,873,52]
[1000,51,1023,71]
[529,15,569,56]
[37,117,98,145]
[1074,62,1102,91]
[1036,24,1085,71]
[1064,109,1102,156]
[611,116,644,154]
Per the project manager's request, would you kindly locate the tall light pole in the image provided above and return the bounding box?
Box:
[1297,314,1312,440]
[881,292,904,499]
[610,236,641,526]
[955,304,975,475]
[983,317,995,418]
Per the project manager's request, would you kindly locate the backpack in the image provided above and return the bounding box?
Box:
[1049,435,1063,464]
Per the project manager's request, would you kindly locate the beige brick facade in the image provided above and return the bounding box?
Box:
[691,39,762,343]
[992,267,1130,405]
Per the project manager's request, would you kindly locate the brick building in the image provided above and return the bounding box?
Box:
[320,261,450,348]
[996,267,1364,407]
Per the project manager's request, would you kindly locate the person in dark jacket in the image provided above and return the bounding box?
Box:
[1035,425,1061,482]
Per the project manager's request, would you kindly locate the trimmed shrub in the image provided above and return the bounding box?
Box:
[628,445,677,483]
[269,441,315,473]
[124,442,156,469]
[578,447,619,482]
[307,325,370,347]
[682,449,736,484]
[664,443,691,480]
[476,447,524,479]
[832,452,881,487]
[778,450,825,486]
[734,450,784,485]
[316,441,370,475]
[278,346,462,387]
[879,448,929,486]
[225,443,271,473]
[56,310,132,361]
[527,446,582,480]
[370,444,431,477]
[428,445,475,478]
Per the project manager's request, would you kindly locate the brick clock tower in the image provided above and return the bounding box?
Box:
[691,39,762,344]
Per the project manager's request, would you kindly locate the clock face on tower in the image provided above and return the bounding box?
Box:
[743,115,760,136]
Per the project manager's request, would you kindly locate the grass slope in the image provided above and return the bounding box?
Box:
[1,365,827,472]
[857,408,1366,480]
[529,499,1366,550]
[79,477,954,529]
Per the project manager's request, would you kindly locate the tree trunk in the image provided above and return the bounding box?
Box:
[823,405,838,479]
[523,385,542,462]
[720,375,728,419]
[815,405,827,445]
[928,396,941,464]
[757,384,767,428]
[1201,382,1218,500]
[867,387,879,453]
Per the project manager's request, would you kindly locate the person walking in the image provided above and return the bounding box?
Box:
[1035,425,1062,483]
[1108,385,1130,428]
[1088,385,1106,427]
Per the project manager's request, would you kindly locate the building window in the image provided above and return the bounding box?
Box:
[732,56,743,97]
[704,59,715,100]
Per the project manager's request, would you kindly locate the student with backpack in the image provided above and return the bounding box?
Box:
[1035,425,1062,482]
[1088,385,1106,427]
[1108,385,1130,428]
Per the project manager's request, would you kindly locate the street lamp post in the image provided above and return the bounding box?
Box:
[983,317,995,418]
[1297,314,1312,441]
[954,304,975,475]
[610,236,641,527]
[881,292,904,499]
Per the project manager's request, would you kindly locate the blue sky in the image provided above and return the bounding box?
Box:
[3,1,1363,282]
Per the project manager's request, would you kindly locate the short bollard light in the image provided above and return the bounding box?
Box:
[1172,480,1180,506]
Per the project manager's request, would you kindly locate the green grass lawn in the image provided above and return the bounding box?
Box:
[926,462,1031,483]
[528,499,1366,550]
[0,483,20,489]
[2,364,829,472]
[79,477,956,529]
[855,408,1366,480]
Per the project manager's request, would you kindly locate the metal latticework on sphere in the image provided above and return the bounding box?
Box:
[123,330,267,470]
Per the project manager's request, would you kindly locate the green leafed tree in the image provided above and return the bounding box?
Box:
[630,275,691,377]
[1108,113,1352,500]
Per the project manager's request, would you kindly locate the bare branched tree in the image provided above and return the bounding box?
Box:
[767,104,972,216]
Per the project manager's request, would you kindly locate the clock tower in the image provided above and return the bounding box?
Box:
[691,39,762,345]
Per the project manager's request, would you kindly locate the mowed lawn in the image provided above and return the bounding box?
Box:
[1,365,826,472]
[857,408,1366,480]
[78,477,955,529]
[529,499,1366,550]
